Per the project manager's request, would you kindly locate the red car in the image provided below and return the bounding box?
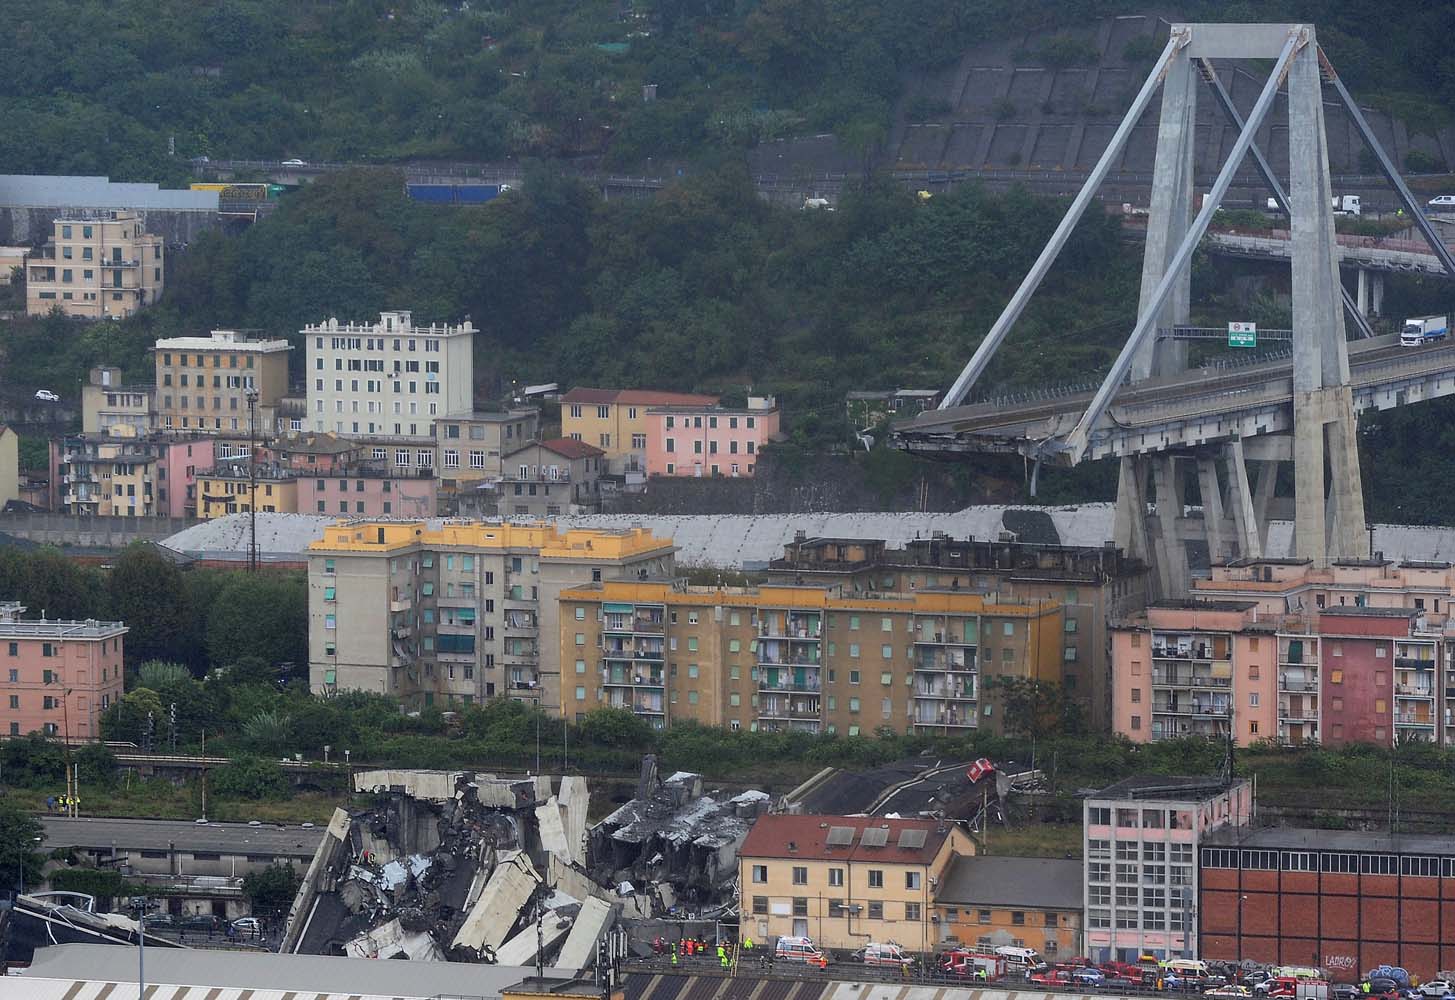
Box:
[1031,969,1074,987]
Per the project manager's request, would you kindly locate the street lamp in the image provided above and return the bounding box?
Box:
[246,386,260,573]
[15,835,43,896]
[128,896,156,1000]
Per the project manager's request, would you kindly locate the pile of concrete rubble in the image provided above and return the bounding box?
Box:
[279,758,764,969]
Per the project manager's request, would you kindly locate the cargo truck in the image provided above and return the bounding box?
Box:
[1401,315,1449,346]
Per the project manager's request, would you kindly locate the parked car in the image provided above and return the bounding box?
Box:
[141,913,174,928]
[1419,983,1453,998]
[1206,987,1254,998]
[231,916,263,937]
[1332,986,1360,1000]
[33,389,59,402]
[1030,969,1073,988]
[1073,967,1107,986]
[281,158,307,166]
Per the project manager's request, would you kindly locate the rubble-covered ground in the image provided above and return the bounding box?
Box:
[280,757,766,969]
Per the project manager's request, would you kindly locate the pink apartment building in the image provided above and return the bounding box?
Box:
[643,396,780,478]
[298,466,438,518]
[0,602,126,741]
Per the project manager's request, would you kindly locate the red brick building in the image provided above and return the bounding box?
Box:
[1200,827,1455,981]
[1317,607,1439,746]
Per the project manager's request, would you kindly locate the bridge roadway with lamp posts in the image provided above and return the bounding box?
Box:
[895,333,1455,466]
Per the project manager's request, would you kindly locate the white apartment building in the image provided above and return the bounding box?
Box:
[303,311,475,440]
[1083,776,1252,964]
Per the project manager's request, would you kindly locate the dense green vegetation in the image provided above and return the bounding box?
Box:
[0,545,307,673]
[3,0,1453,176]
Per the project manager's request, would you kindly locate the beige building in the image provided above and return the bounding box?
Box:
[303,311,475,440]
[0,426,17,510]
[558,580,1064,734]
[81,367,155,437]
[560,388,720,473]
[495,438,605,517]
[436,409,541,488]
[26,211,163,319]
[154,330,292,434]
[196,461,299,519]
[308,521,676,711]
[739,814,975,953]
[0,246,28,284]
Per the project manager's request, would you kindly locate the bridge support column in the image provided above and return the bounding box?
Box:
[1357,268,1371,317]
[1293,387,1369,564]
[1225,438,1264,561]
[1372,272,1385,316]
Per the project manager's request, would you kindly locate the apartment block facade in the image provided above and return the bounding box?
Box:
[1114,595,1454,747]
[739,814,974,953]
[560,388,720,473]
[81,367,155,437]
[154,331,291,434]
[303,311,474,439]
[50,433,213,517]
[26,211,163,319]
[0,602,126,741]
[197,461,299,518]
[494,438,605,517]
[557,580,1064,734]
[307,521,675,711]
[769,534,1148,730]
[643,396,780,478]
[436,409,541,488]
[1084,777,1253,963]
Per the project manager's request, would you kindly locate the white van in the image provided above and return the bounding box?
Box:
[995,945,1047,973]
[776,936,827,966]
[1167,959,1210,979]
[857,942,912,967]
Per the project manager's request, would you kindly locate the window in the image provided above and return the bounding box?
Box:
[868,901,883,920]
[828,868,844,887]
[868,870,884,888]
[905,871,921,890]
[792,897,808,917]
[1011,910,1025,925]
[792,866,807,884]
[752,865,767,883]
[977,909,991,924]
[1088,807,1111,825]
[752,896,767,915]
[905,902,921,921]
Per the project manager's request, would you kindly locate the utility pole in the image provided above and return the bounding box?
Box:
[246,386,260,573]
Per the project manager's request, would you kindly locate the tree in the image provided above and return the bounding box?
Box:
[106,545,191,666]
[212,756,289,800]
[99,687,165,747]
[579,707,654,749]
[242,863,300,921]
[205,573,307,669]
[988,677,1078,738]
[0,799,44,892]
[0,733,66,788]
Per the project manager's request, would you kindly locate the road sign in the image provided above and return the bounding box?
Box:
[1228,321,1257,347]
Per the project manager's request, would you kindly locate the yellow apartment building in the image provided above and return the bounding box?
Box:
[557,580,1063,734]
[559,388,719,473]
[740,814,975,953]
[154,330,292,434]
[308,520,675,710]
[196,462,299,518]
[26,211,163,319]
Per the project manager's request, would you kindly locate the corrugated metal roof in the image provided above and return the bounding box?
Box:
[0,175,219,211]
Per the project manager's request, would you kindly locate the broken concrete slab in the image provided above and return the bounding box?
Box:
[558,777,589,865]
[494,912,572,966]
[354,769,466,802]
[553,896,614,971]
[536,797,571,860]
[344,918,445,961]
[451,850,539,954]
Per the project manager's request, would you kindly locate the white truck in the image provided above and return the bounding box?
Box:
[1402,314,1449,346]
[1331,194,1362,216]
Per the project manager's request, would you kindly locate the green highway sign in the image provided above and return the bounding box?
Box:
[1228,322,1257,348]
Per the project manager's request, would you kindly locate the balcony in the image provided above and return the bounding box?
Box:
[1395,656,1435,670]
[758,698,821,721]
[1278,707,1318,721]
[914,631,976,647]
[602,641,665,661]
[1189,674,1233,689]
[916,650,976,673]
[758,646,821,667]
[603,669,665,689]
[603,612,665,635]
[1395,685,1435,699]
[759,612,822,640]
[1151,644,1215,661]
[390,597,412,613]
[914,706,975,728]
[915,681,976,701]
[1278,674,1319,693]
[759,676,821,694]
[1153,703,1193,716]
[605,693,665,717]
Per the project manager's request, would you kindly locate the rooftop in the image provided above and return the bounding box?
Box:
[1203,825,1455,856]
[310,519,675,561]
[276,432,359,456]
[41,816,323,856]
[300,311,475,336]
[506,437,606,461]
[154,330,292,353]
[1091,776,1244,802]
[935,855,1084,910]
[740,814,953,864]
[1318,605,1419,619]
[0,617,127,640]
[561,387,720,406]
[20,944,566,1000]
[442,409,538,423]
[561,579,1060,616]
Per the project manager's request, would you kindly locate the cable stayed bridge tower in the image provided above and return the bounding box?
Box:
[896,23,1455,598]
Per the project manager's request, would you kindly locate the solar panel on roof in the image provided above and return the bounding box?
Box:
[897,829,928,849]
[859,826,889,847]
[826,826,855,846]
